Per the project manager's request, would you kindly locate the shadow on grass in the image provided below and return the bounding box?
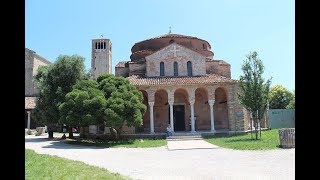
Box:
[64,139,136,148]
[41,140,106,149]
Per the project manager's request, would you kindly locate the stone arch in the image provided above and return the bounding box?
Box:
[214,87,229,130]
[138,90,149,133]
[173,88,189,131]
[195,87,210,130]
[154,89,169,132]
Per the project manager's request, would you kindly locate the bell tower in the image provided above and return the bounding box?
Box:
[91,38,112,79]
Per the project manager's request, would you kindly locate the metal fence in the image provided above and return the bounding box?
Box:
[268,109,295,129]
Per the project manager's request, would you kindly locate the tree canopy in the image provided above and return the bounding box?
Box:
[32,55,86,137]
[286,90,295,109]
[238,51,271,139]
[269,85,294,109]
[98,74,147,137]
[59,80,107,128]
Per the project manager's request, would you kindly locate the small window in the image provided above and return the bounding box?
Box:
[95,42,97,49]
[174,62,178,76]
[160,62,165,76]
[97,42,101,49]
[203,43,206,50]
[187,61,193,76]
[110,44,112,51]
[169,39,175,44]
[104,42,106,49]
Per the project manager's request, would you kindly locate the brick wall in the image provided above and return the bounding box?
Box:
[115,67,129,77]
[206,60,231,78]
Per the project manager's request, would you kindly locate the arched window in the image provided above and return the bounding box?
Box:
[174,62,178,76]
[169,39,175,44]
[98,42,101,49]
[187,61,193,76]
[160,62,165,76]
[203,43,206,50]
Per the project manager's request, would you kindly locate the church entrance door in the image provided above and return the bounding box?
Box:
[173,105,185,131]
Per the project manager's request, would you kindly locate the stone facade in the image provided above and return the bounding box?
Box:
[114,33,249,134]
[25,48,52,129]
[25,48,52,96]
[92,39,112,79]
[146,43,206,77]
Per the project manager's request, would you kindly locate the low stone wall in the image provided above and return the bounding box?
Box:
[279,128,295,148]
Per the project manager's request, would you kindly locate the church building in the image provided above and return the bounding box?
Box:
[115,33,250,134]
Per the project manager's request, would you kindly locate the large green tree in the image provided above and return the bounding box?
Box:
[269,85,294,109]
[98,74,147,140]
[286,90,295,109]
[59,80,107,138]
[33,55,86,138]
[238,51,271,140]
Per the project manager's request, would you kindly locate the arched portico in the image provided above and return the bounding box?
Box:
[173,88,189,131]
[214,87,229,130]
[141,84,235,134]
[154,89,169,132]
[195,87,210,130]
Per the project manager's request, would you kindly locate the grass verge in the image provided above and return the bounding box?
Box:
[25,149,127,179]
[204,129,280,150]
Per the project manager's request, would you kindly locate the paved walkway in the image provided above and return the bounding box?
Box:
[167,139,219,150]
[25,135,295,180]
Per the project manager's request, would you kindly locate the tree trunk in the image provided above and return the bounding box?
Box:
[110,127,117,141]
[47,125,54,139]
[250,116,253,139]
[79,127,85,138]
[68,127,74,139]
[115,127,122,141]
[259,120,262,139]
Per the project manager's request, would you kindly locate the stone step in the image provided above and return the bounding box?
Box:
[166,135,203,140]
[166,137,204,141]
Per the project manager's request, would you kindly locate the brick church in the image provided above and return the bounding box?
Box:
[111,33,250,134]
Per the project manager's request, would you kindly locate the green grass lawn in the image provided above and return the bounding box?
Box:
[204,129,280,150]
[64,138,167,148]
[25,149,127,180]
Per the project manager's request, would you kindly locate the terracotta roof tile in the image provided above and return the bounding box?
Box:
[25,97,36,109]
[134,33,211,49]
[127,74,237,86]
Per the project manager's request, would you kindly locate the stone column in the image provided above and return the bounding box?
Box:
[27,111,31,129]
[208,100,215,132]
[169,101,174,132]
[190,100,196,133]
[148,102,155,134]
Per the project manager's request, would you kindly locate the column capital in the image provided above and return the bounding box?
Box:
[189,99,195,105]
[168,101,174,106]
[208,99,215,106]
[27,111,31,114]
[148,101,154,106]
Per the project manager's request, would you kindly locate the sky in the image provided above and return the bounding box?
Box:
[25,0,295,91]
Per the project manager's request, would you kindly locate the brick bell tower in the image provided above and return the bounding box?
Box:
[91,38,112,79]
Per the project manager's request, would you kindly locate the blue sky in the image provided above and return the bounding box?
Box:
[25,0,295,91]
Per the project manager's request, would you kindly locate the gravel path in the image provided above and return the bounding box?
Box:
[25,135,295,180]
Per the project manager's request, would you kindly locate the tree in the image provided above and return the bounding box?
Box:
[33,55,86,138]
[238,51,271,140]
[59,80,107,138]
[98,74,147,140]
[269,85,294,109]
[286,90,295,109]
